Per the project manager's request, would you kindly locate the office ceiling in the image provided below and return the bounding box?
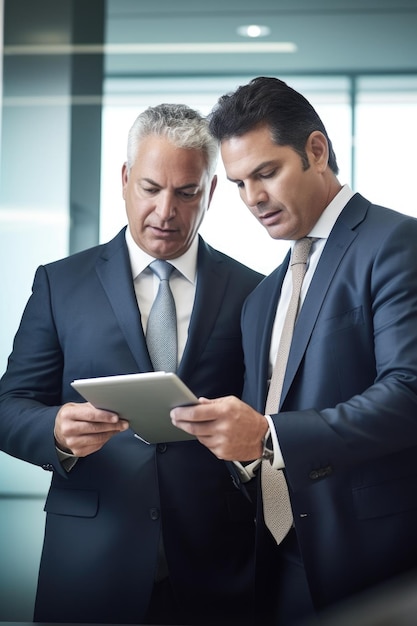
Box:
[105,0,417,78]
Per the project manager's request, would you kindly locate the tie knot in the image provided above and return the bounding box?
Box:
[291,237,314,266]
[149,259,174,281]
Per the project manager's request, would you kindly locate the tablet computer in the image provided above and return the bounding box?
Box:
[71,372,198,443]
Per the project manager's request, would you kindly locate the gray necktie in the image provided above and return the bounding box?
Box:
[146,259,177,372]
[262,237,314,544]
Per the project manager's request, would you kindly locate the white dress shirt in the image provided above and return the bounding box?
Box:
[125,227,198,365]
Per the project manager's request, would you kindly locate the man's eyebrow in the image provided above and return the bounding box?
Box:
[140,178,199,190]
[227,160,277,183]
[177,183,200,190]
[141,177,161,187]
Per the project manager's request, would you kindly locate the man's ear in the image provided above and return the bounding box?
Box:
[121,162,129,199]
[207,174,218,209]
[307,131,329,172]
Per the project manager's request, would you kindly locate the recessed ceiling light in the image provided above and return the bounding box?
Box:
[237,24,271,38]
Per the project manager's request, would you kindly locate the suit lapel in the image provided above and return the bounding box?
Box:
[280,194,369,407]
[178,238,228,380]
[95,229,153,372]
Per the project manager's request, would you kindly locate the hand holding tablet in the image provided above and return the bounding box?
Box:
[71,372,198,443]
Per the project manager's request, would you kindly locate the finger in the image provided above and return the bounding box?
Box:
[65,430,120,457]
[171,416,218,439]
[171,404,217,424]
[79,419,129,435]
[75,403,121,423]
[56,413,128,446]
[57,402,123,426]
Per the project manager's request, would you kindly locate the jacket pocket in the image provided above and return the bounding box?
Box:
[44,487,99,518]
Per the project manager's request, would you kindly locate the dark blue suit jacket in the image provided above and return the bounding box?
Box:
[0,229,263,624]
[241,194,417,611]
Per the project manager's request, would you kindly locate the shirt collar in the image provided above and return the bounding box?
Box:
[125,227,199,284]
[309,184,355,239]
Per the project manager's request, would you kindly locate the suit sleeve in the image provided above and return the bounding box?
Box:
[0,265,66,473]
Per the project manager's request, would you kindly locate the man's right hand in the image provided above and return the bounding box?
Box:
[54,402,129,457]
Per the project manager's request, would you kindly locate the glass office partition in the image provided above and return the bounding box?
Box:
[0,1,105,619]
[355,75,417,217]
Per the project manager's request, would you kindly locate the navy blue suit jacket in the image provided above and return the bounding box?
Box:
[241,194,417,611]
[0,229,263,624]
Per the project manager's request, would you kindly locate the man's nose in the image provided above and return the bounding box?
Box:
[244,181,268,208]
[155,192,176,219]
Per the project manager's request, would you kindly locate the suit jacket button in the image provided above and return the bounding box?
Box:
[309,470,319,480]
[150,508,160,521]
[157,443,167,453]
[41,463,54,471]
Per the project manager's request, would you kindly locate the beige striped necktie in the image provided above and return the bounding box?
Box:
[262,237,314,544]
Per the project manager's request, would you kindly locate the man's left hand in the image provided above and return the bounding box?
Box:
[171,395,268,461]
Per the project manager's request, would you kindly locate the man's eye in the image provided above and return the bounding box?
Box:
[143,187,158,194]
[178,190,198,199]
[259,170,276,179]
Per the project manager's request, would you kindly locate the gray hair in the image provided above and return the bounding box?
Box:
[126,103,219,177]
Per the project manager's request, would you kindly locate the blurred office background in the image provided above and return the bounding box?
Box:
[1,0,417,619]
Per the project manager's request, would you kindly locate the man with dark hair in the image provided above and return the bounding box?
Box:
[171,77,417,625]
[209,76,339,174]
[0,103,263,625]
